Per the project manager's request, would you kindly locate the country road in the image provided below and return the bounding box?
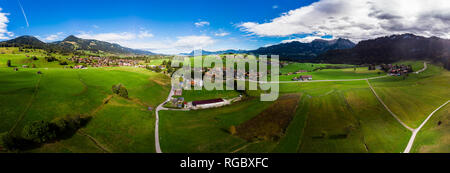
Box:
[154,62,431,153]
[154,85,174,153]
[403,100,449,153]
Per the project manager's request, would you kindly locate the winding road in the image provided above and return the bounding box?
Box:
[154,62,442,153]
[154,85,174,153]
[403,100,449,153]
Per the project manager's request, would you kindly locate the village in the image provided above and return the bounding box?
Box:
[68,56,150,69]
[381,64,414,76]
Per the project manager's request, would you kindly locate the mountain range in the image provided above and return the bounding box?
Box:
[0,35,155,55]
[249,38,356,60]
[1,33,449,69]
[181,38,356,59]
[319,33,450,69]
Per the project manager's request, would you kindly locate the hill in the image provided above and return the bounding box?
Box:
[250,38,355,61]
[320,34,450,69]
[0,35,155,55]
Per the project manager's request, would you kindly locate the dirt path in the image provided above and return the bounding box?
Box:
[403,100,449,153]
[366,79,414,131]
[77,129,111,153]
[8,75,42,134]
[155,62,431,153]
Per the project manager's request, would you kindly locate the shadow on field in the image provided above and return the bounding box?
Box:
[1,115,92,152]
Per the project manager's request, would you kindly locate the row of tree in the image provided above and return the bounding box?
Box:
[2,115,91,151]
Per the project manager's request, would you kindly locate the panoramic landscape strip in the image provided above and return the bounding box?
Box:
[0,0,449,156]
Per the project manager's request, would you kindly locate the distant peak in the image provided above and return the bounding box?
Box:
[63,35,80,41]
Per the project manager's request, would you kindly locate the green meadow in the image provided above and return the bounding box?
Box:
[0,49,448,154]
[279,67,385,81]
[369,63,450,128]
[159,79,412,153]
[411,104,449,153]
[0,57,170,152]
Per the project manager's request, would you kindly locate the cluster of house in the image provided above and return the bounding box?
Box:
[68,56,142,68]
[171,87,234,110]
[292,75,313,81]
[285,70,308,75]
[381,64,413,76]
[170,97,187,108]
[179,67,270,86]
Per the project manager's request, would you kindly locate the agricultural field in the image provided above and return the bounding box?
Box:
[369,63,450,128]
[278,81,410,153]
[0,56,170,153]
[0,51,448,154]
[158,98,275,153]
[159,79,413,153]
[279,66,385,81]
[280,62,350,74]
[175,87,241,102]
[411,104,450,153]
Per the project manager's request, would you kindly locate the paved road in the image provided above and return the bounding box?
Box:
[403,100,449,153]
[415,62,428,74]
[155,85,174,153]
[154,62,430,153]
[366,79,415,131]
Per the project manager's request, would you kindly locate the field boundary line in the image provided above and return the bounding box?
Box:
[366,79,414,131]
[77,129,111,153]
[8,75,42,134]
[403,100,449,153]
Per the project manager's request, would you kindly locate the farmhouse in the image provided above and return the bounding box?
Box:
[300,75,312,80]
[190,98,227,109]
[174,89,183,96]
[292,75,312,81]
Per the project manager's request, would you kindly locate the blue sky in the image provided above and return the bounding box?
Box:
[1,0,449,54]
[0,0,319,54]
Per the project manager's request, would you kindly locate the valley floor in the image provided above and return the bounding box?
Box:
[0,60,448,153]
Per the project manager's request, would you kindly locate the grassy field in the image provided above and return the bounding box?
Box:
[369,63,450,128]
[279,67,385,81]
[159,80,411,153]
[1,50,448,153]
[159,98,274,153]
[0,48,74,68]
[411,104,450,153]
[277,81,410,153]
[0,64,170,152]
[280,63,351,74]
[175,87,241,102]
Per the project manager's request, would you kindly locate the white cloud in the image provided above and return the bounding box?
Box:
[44,32,64,41]
[119,35,215,54]
[93,25,99,29]
[77,32,137,42]
[239,0,450,42]
[195,21,210,27]
[281,36,333,43]
[173,35,215,49]
[0,8,13,40]
[214,31,230,37]
[78,30,153,42]
[272,5,279,9]
[138,30,154,38]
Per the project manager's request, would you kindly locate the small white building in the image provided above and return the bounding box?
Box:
[189,98,229,110]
